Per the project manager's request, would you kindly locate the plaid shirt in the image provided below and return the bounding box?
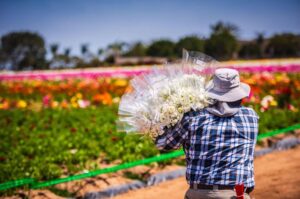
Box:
[155,106,259,188]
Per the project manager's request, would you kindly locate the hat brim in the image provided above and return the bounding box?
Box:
[206,80,250,102]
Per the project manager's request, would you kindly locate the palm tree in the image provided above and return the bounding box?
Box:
[255,33,265,58]
[97,48,103,55]
[211,21,239,36]
[81,44,89,57]
[107,42,127,57]
[50,44,59,59]
[96,48,104,61]
[64,48,71,63]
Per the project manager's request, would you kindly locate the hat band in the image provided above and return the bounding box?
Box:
[213,84,239,92]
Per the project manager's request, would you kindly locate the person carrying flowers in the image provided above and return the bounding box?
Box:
[118,51,259,199]
[155,68,259,199]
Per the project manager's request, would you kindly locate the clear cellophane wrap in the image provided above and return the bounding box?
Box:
[117,50,218,139]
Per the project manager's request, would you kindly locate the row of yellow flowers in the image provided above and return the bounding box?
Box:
[0,78,129,96]
[0,92,120,110]
[0,78,129,110]
[0,72,299,111]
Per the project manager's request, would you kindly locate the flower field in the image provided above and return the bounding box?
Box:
[0,61,300,185]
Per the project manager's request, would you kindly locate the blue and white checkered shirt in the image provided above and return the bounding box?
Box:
[155,106,259,188]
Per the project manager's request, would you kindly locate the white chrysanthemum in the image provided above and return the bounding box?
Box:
[118,73,209,140]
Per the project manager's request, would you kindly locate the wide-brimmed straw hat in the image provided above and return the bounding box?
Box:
[206,68,250,102]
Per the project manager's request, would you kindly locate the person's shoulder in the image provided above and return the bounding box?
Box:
[185,108,209,119]
[240,106,260,119]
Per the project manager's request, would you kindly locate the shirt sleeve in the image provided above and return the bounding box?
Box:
[154,113,190,151]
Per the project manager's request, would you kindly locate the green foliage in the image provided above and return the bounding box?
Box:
[0,104,298,184]
[0,106,158,183]
[175,36,205,57]
[239,43,261,59]
[266,33,300,58]
[107,42,127,57]
[1,23,300,71]
[50,43,59,58]
[205,22,239,60]
[0,31,47,70]
[81,44,89,56]
[147,39,176,58]
[124,42,147,57]
[257,108,300,133]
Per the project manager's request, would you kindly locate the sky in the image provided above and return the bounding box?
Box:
[1,0,300,56]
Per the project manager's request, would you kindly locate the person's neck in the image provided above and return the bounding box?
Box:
[206,100,242,117]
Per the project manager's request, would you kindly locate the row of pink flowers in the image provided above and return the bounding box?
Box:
[1,63,300,81]
[231,64,300,73]
[0,67,149,81]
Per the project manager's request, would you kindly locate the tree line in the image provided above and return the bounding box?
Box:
[0,21,300,70]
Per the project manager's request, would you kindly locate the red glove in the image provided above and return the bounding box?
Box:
[235,183,244,199]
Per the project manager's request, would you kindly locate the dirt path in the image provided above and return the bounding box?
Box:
[114,146,300,199]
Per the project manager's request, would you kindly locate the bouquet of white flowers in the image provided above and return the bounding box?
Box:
[117,50,217,139]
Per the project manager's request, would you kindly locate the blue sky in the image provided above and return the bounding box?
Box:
[1,0,300,55]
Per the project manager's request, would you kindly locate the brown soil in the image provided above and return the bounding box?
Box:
[2,165,184,199]
[3,145,299,199]
[114,146,300,199]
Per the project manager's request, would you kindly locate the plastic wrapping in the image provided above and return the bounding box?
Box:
[117,50,218,139]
